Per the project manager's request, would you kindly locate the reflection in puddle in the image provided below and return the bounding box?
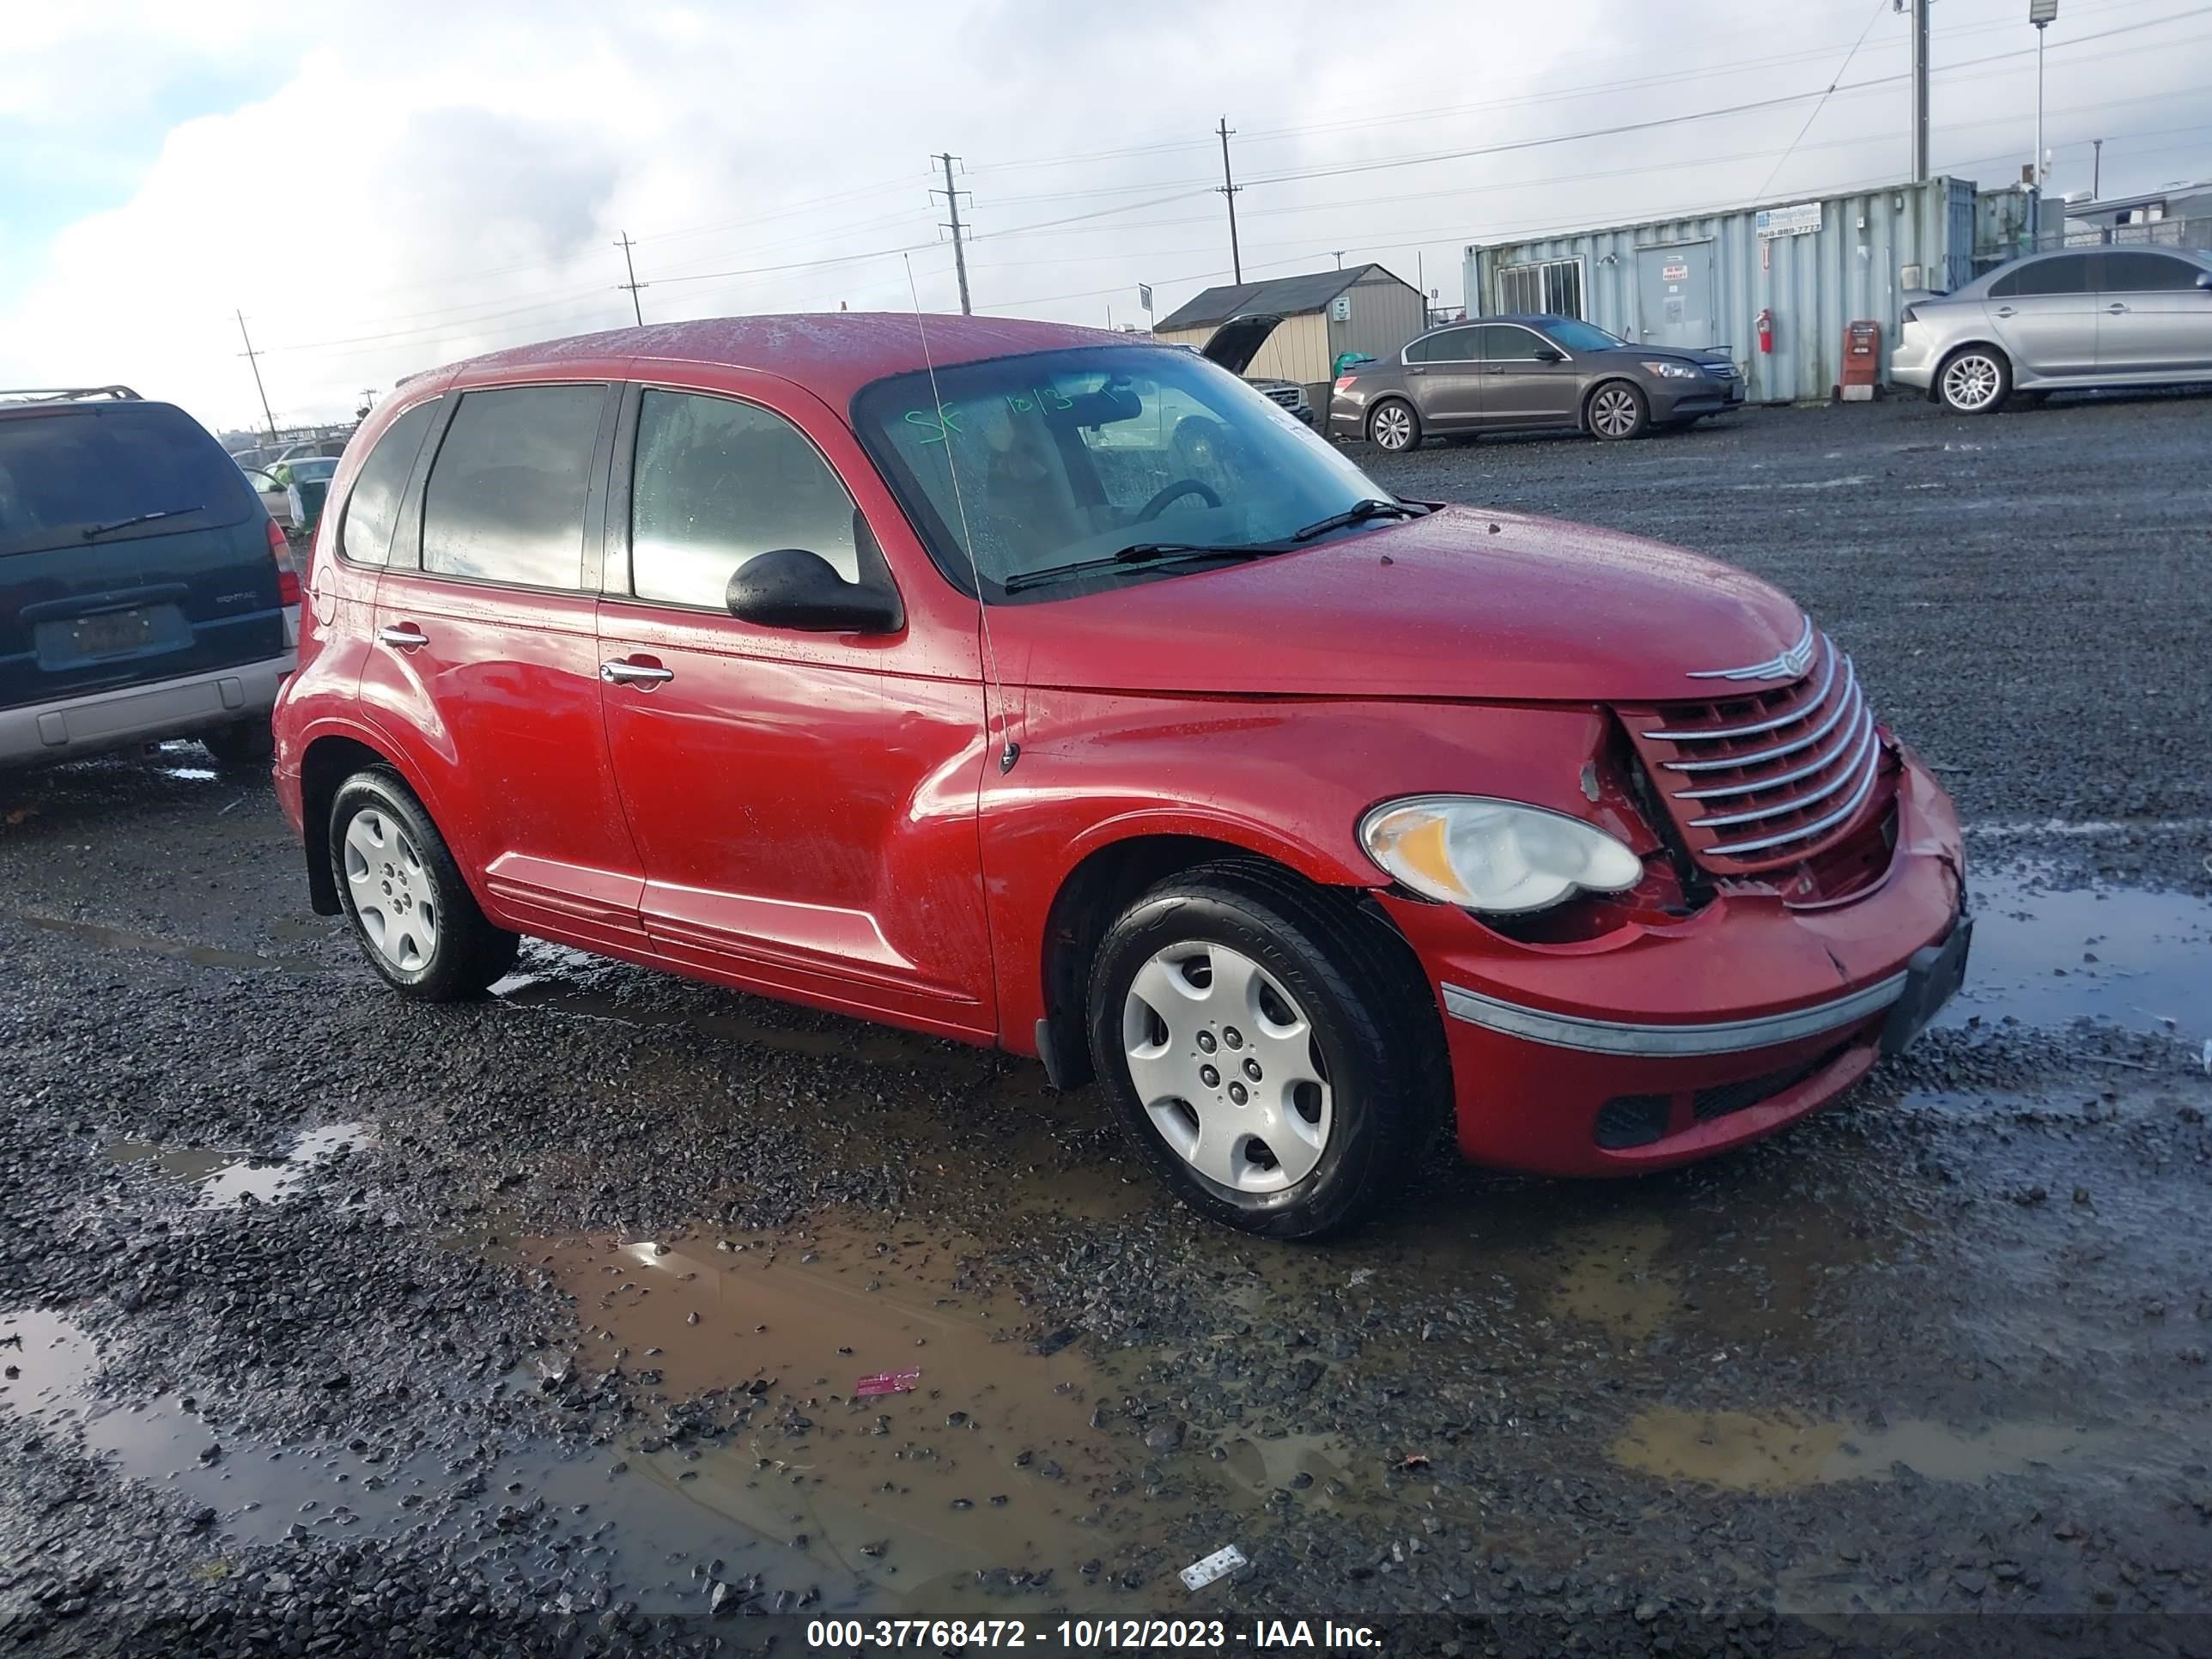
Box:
[1610,1406,2170,1492]
[1942,869,2212,1037]
[106,1123,372,1208]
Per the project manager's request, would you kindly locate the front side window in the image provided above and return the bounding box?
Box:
[1990,254,2093,297]
[2100,252,2202,292]
[1479,326,1548,361]
[421,384,604,589]
[854,344,1389,602]
[337,399,439,567]
[629,390,865,607]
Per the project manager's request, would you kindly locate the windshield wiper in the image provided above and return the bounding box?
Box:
[81,505,202,541]
[1001,541,1283,593]
[1286,497,1428,544]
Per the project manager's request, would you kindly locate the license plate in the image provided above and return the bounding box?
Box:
[71,609,152,658]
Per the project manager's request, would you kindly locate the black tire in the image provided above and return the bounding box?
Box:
[1086,862,1449,1241]
[1936,344,2011,415]
[1366,398,1422,453]
[200,719,274,768]
[329,768,518,999]
[1585,380,1649,441]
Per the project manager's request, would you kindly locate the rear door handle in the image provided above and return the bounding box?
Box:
[377,624,428,649]
[600,659,675,686]
[2106,302,2130,313]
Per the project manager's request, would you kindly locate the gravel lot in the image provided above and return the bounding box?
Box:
[3,389,2209,1657]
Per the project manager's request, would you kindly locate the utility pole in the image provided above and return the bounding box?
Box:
[932,153,974,315]
[234,310,277,442]
[2092,136,2102,198]
[1909,0,1930,184]
[1215,117,1243,284]
[614,232,648,326]
[1330,250,1346,270]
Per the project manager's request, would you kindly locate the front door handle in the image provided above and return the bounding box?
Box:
[600,659,675,686]
[377,623,428,649]
[2106,302,2130,313]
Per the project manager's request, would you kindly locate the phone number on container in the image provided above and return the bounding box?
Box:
[807,1619,1230,1649]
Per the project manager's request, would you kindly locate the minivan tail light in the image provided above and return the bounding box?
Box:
[266,515,301,606]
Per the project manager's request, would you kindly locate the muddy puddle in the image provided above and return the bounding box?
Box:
[1942,866,2212,1040]
[106,1122,372,1207]
[1610,1404,2191,1495]
[21,913,325,974]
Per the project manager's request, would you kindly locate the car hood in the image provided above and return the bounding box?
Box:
[996,505,1806,702]
[1200,313,1285,376]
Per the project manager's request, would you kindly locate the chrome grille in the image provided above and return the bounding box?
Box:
[1619,629,1887,872]
[1261,384,1304,410]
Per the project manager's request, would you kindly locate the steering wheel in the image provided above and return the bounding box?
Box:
[1134,478,1222,522]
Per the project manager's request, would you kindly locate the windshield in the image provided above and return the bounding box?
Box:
[283,457,340,483]
[853,345,1389,602]
[1543,319,1626,352]
[0,404,252,557]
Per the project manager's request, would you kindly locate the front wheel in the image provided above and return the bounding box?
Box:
[1087,865,1447,1240]
[330,769,518,999]
[1937,346,2010,414]
[1367,399,1421,453]
[1587,381,1649,441]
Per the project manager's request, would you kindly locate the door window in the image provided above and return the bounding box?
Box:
[420,385,605,589]
[337,399,439,567]
[2099,252,2203,292]
[1406,328,1480,363]
[1990,254,2094,297]
[629,390,866,608]
[1478,326,1548,361]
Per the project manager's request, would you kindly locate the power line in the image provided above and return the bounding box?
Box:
[614,231,648,326]
[1758,0,1893,201]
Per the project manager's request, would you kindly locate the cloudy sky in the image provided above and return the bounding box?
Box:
[4,0,2207,436]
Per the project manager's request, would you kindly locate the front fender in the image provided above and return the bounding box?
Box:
[980,688,1617,1049]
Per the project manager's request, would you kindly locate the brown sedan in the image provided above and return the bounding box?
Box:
[1330,313,1743,451]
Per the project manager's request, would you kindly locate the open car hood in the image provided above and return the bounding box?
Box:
[1200,313,1285,377]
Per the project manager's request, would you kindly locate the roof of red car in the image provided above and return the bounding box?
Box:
[444,313,1130,405]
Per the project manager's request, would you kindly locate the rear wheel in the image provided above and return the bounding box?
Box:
[1587,381,1649,441]
[200,719,274,768]
[330,769,517,999]
[1367,399,1421,453]
[1937,346,2010,414]
[1087,864,1446,1240]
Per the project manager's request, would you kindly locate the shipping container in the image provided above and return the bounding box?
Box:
[1462,178,1978,404]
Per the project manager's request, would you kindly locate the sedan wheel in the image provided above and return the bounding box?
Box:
[1121,941,1333,1195]
[1588,382,1648,441]
[1368,400,1419,453]
[1938,349,2009,414]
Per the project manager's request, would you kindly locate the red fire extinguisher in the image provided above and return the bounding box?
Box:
[1756,308,1775,354]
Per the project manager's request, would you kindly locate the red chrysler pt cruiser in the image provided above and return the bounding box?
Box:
[274,315,1968,1239]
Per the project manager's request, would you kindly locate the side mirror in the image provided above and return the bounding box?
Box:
[726,548,902,635]
[1533,345,1567,363]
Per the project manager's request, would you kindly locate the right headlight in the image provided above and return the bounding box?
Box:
[1359,795,1644,915]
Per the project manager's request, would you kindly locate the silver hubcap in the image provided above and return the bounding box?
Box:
[1942,354,2002,410]
[1372,404,1413,450]
[343,807,438,971]
[1121,942,1333,1194]
[1591,387,1640,437]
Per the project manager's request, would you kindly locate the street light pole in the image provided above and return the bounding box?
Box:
[2029,1,2057,191]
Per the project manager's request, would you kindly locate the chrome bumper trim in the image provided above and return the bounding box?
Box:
[1440,973,1908,1057]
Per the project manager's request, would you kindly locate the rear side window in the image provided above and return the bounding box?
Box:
[1406,329,1479,363]
[2100,252,2202,292]
[629,389,863,605]
[337,400,439,567]
[0,403,251,557]
[1990,255,2093,297]
[421,385,605,589]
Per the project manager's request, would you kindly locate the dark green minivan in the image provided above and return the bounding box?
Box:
[0,386,297,770]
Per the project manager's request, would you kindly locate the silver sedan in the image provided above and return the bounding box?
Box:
[1893,246,2212,414]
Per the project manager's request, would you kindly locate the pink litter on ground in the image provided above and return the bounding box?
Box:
[854,1369,921,1397]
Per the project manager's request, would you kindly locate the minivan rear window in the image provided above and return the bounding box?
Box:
[0,403,253,557]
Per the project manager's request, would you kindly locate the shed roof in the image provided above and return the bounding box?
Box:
[1153,264,1411,332]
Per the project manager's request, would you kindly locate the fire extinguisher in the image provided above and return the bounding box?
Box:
[1756,308,1775,354]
